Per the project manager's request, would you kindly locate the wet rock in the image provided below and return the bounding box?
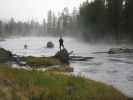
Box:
[108,48,123,54]
[46,41,54,48]
[108,48,133,54]
[0,48,13,60]
[54,48,69,62]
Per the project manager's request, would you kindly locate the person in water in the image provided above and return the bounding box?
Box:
[24,44,28,48]
[59,37,64,50]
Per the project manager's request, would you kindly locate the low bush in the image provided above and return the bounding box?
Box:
[27,57,60,66]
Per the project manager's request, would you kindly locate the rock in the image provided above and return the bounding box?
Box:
[54,48,69,62]
[108,48,123,54]
[108,48,133,54]
[66,87,75,94]
[0,48,13,60]
[46,41,54,48]
[2,78,15,89]
[127,98,133,100]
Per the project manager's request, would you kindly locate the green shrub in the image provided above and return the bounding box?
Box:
[27,57,60,66]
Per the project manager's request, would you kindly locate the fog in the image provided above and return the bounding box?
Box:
[0,0,90,24]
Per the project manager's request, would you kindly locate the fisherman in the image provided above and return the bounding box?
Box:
[24,44,28,48]
[59,37,64,50]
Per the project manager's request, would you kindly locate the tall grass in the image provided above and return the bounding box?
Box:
[26,57,60,66]
[0,64,128,100]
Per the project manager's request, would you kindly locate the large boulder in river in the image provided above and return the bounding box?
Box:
[54,48,69,62]
[108,48,133,54]
[46,41,54,48]
[108,48,123,54]
[0,48,13,60]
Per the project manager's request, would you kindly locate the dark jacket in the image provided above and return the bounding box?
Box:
[59,38,64,43]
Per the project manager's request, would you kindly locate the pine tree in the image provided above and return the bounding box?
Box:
[123,0,133,40]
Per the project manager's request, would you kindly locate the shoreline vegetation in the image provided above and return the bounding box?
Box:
[0,64,128,100]
[27,57,61,66]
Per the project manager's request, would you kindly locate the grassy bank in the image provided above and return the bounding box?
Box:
[27,57,60,66]
[0,64,128,100]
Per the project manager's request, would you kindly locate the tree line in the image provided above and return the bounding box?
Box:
[0,7,79,37]
[78,0,133,42]
[0,0,133,42]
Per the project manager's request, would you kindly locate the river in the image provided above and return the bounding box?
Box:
[0,37,133,97]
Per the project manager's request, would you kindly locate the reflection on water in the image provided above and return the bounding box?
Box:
[0,37,133,97]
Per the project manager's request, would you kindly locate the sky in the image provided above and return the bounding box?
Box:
[0,0,91,24]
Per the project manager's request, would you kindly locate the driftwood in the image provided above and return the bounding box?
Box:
[68,50,94,61]
[13,55,35,66]
[69,51,73,55]
[15,55,94,66]
[69,56,94,61]
[0,48,94,67]
[91,52,108,54]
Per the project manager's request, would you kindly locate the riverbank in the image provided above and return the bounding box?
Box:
[0,36,18,42]
[0,64,129,100]
[1,36,133,98]
[0,36,19,39]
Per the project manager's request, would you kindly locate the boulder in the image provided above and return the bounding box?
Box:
[46,41,54,48]
[108,48,123,54]
[54,49,69,62]
[0,48,13,60]
[108,48,133,54]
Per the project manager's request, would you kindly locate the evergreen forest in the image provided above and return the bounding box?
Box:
[0,0,133,42]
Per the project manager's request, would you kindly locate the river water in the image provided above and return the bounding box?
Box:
[0,37,133,97]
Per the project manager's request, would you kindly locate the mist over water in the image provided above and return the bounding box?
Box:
[0,37,133,97]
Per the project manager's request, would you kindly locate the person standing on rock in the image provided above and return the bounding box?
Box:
[59,37,64,51]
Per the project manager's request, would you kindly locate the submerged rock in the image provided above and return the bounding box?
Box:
[46,41,54,48]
